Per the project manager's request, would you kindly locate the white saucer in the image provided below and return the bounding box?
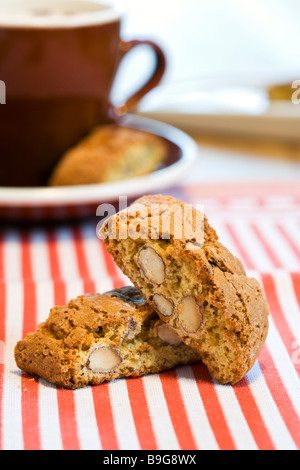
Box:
[0,115,198,221]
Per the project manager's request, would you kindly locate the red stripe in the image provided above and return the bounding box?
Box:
[291,273,300,309]
[55,388,80,450]
[0,235,5,450]
[20,233,41,450]
[20,372,41,450]
[262,274,300,378]
[192,363,236,450]
[126,378,158,450]
[92,383,119,450]
[160,369,197,450]
[47,232,66,306]
[72,228,96,295]
[250,224,282,269]
[258,347,300,448]
[0,360,4,451]
[233,375,275,450]
[224,222,255,270]
[46,231,80,450]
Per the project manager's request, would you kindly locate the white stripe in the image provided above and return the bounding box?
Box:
[256,220,300,270]
[74,387,102,450]
[273,271,300,338]
[214,379,258,450]
[62,280,85,306]
[79,224,115,293]
[30,230,51,282]
[38,379,63,450]
[55,228,81,282]
[2,282,24,450]
[209,219,239,256]
[34,278,54,324]
[265,315,300,419]
[51,227,86,300]
[3,230,21,282]
[246,362,297,450]
[282,217,300,256]
[142,374,180,450]
[109,379,141,450]
[228,220,273,271]
[176,365,219,450]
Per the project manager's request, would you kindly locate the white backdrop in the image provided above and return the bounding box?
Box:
[111,0,300,99]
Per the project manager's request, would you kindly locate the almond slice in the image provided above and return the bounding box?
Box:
[177,296,203,333]
[153,294,174,317]
[156,322,183,346]
[87,347,122,373]
[137,246,166,285]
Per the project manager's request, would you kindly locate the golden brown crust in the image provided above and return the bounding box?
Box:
[14,287,201,389]
[99,195,269,385]
[48,125,167,186]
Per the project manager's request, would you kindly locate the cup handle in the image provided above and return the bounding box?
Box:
[111,39,166,118]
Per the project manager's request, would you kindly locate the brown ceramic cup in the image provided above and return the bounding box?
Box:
[0,0,166,187]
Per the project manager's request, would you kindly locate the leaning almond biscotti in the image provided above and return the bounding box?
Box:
[15,286,201,389]
[99,195,269,385]
[49,125,167,186]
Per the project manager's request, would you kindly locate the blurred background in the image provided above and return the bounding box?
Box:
[1,0,299,216]
[110,0,300,182]
[112,0,300,94]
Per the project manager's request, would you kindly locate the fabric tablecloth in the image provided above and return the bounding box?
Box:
[0,181,299,451]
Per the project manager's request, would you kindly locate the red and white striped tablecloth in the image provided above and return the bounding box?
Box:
[0,181,299,450]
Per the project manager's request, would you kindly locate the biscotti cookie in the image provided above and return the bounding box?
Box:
[99,195,269,385]
[14,286,201,389]
[49,125,167,186]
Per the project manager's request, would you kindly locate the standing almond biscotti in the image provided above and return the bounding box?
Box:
[99,195,269,385]
[15,286,201,389]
